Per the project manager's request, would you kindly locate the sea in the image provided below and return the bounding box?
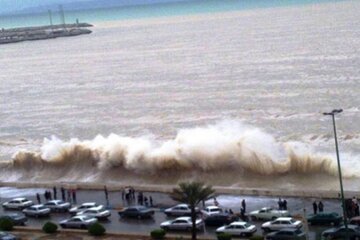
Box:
[0,0,359,192]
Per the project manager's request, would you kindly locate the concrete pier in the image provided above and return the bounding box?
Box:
[0,23,93,44]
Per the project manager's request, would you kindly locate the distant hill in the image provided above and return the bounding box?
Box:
[1,0,192,15]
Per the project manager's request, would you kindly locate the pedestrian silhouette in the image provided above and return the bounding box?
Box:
[313,201,318,214]
[318,201,324,212]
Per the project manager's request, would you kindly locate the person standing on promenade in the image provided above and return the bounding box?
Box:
[149,196,153,207]
[67,189,71,203]
[313,201,318,214]
[104,185,109,206]
[241,199,246,212]
[72,189,77,204]
[283,199,287,210]
[53,186,57,200]
[318,201,324,212]
[61,187,65,201]
[36,193,41,204]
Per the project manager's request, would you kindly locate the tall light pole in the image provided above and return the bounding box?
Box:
[323,109,348,238]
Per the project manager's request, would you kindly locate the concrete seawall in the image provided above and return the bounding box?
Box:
[0,23,92,44]
[0,181,352,199]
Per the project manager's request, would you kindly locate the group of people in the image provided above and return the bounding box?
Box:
[278,198,288,210]
[36,186,77,204]
[312,200,324,214]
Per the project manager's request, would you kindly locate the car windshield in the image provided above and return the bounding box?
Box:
[244,223,251,228]
[290,219,296,223]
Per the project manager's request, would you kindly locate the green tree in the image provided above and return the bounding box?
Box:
[170,181,215,240]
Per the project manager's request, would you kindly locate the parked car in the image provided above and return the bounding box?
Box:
[307,212,342,226]
[265,228,306,240]
[0,213,27,226]
[250,207,290,221]
[160,216,204,231]
[22,204,51,217]
[321,225,360,240]
[216,221,257,237]
[204,213,239,226]
[262,217,302,232]
[164,204,199,216]
[201,206,222,216]
[69,202,103,215]
[44,200,71,212]
[350,216,360,226]
[78,207,111,220]
[2,198,33,210]
[0,232,19,240]
[60,215,98,229]
[118,206,154,219]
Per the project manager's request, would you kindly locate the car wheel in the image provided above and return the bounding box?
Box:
[81,224,86,229]
[60,224,66,228]
[263,228,271,232]
[186,227,191,231]
[251,216,257,221]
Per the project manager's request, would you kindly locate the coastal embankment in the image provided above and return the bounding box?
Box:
[0,23,92,44]
[0,181,349,199]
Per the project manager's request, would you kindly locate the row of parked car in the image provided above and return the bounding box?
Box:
[3,197,360,239]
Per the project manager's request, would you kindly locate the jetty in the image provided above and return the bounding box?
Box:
[0,23,93,45]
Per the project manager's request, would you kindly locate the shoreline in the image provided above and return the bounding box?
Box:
[0,181,350,199]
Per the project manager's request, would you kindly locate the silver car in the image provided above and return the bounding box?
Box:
[164,204,200,216]
[2,198,33,210]
[44,200,71,212]
[160,216,204,231]
[69,202,103,215]
[60,215,98,229]
[77,207,111,220]
[22,204,51,217]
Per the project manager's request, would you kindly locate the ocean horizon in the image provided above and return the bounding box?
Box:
[0,0,346,29]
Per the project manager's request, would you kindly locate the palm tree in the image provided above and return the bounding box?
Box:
[170,181,215,240]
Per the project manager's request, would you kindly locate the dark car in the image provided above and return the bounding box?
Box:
[321,225,360,240]
[265,228,306,240]
[350,216,360,226]
[118,206,154,219]
[204,213,239,226]
[0,213,27,226]
[307,212,342,226]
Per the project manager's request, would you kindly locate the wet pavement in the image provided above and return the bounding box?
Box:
[0,187,347,239]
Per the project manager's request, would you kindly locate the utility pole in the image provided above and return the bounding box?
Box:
[323,109,348,239]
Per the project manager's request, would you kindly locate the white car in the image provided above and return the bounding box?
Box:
[2,198,33,210]
[60,215,98,229]
[77,207,111,220]
[261,217,303,232]
[249,207,290,220]
[164,204,199,216]
[216,221,257,237]
[201,206,222,216]
[160,216,204,231]
[69,202,103,215]
[44,200,71,212]
[22,204,51,217]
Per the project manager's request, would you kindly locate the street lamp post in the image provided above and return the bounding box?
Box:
[323,109,348,238]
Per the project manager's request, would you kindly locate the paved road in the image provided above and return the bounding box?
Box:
[0,187,346,239]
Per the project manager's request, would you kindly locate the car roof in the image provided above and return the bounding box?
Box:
[206,206,220,209]
[13,197,28,201]
[81,202,97,206]
[174,204,189,207]
[230,221,247,226]
[32,204,45,208]
[48,200,62,203]
[276,228,299,232]
[175,217,191,221]
[275,217,293,221]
